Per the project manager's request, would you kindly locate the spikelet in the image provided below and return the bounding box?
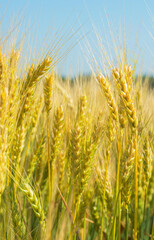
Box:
[98,74,118,123]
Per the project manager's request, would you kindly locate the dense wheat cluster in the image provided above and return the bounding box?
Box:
[0,39,153,240]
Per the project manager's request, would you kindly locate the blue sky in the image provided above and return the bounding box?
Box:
[0,0,153,76]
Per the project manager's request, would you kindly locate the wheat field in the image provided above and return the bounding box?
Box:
[0,20,154,240]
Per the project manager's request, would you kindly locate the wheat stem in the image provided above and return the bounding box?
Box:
[126,208,129,240]
[134,129,138,240]
[47,115,51,203]
[100,144,111,240]
[118,191,121,240]
[151,216,154,240]
[113,129,123,240]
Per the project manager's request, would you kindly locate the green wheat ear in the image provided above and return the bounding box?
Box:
[20,181,46,230]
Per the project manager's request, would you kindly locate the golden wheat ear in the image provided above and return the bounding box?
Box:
[43,71,54,113]
[112,67,138,129]
[98,74,119,123]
